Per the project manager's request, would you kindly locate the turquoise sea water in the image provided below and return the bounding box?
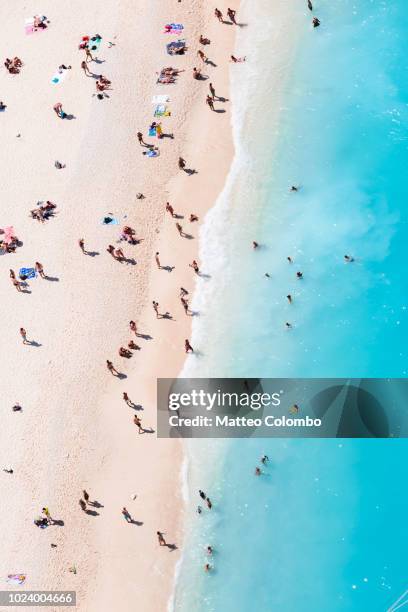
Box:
[174,1,408,610]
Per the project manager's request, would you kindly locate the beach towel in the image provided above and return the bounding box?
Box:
[149,127,157,137]
[25,16,47,35]
[154,104,170,117]
[166,40,186,55]
[146,149,159,157]
[80,34,102,51]
[7,574,26,586]
[101,216,119,225]
[19,267,36,279]
[152,95,170,104]
[164,23,184,34]
[51,69,67,85]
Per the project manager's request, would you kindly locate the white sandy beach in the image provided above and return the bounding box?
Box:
[0,1,236,609]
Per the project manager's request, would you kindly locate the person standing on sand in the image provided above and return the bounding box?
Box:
[13,279,21,292]
[107,245,116,258]
[123,392,133,406]
[189,260,200,274]
[155,252,161,269]
[176,222,184,236]
[79,499,87,511]
[180,287,189,298]
[215,8,223,22]
[53,102,65,119]
[78,238,86,253]
[209,83,217,99]
[129,320,138,335]
[193,67,201,80]
[106,360,119,376]
[227,8,237,24]
[81,60,91,76]
[137,132,146,146]
[20,327,28,344]
[85,48,94,63]
[197,50,207,63]
[35,262,45,278]
[166,202,176,217]
[157,531,166,546]
[9,269,15,280]
[42,507,52,524]
[206,95,215,111]
[185,339,194,353]
[83,490,90,505]
[181,297,189,315]
[178,157,186,170]
[152,301,159,318]
[134,415,143,433]
[122,507,132,522]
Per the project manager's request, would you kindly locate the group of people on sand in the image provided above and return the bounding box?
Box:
[30,200,57,222]
[4,57,23,74]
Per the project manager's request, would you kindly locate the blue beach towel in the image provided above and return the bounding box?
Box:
[19,267,36,279]
[101,215,119,225]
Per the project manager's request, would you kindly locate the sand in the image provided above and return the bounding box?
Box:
[0,0,236,610]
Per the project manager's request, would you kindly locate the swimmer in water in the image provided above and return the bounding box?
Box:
[344,255,354,262]
[207,545,213,555]
[255,467,261,476]
[261,455,269,465]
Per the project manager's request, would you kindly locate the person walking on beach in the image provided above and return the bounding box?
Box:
[214,8,223,22]
[78,238,86,253]
[85,48,94,63]
[181,297,189,315]
[185,339,194,353]
[129,320,138,336]
[197,50,207,63]
[152,301,159,318]
[176,222,185,236]
[157,531,166,546]
[209,82,217,99]
[134,415,143,433]
[20,327,28,344]
[107,245,116,259]
[227,8,237,24]
[122,507,132,522]
[9,269,15,280]
[189,260,200,274]
[180,287,189,298]
[83,490,90,505]
[123,392,133,406]
[137,132,146,146]
[12,279,21,292]
[81,60,92,76]
[53,102,65,119]
[178,157,186,170]
[155,252,161,269]
[106,360,119,376]
[166,202,176,217]
[206,95,215,111]
[35,262,45,279]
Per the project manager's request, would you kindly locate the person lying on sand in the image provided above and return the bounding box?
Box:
[230,55,246,63]
[5,57,23,74]
[199,35,211,45]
